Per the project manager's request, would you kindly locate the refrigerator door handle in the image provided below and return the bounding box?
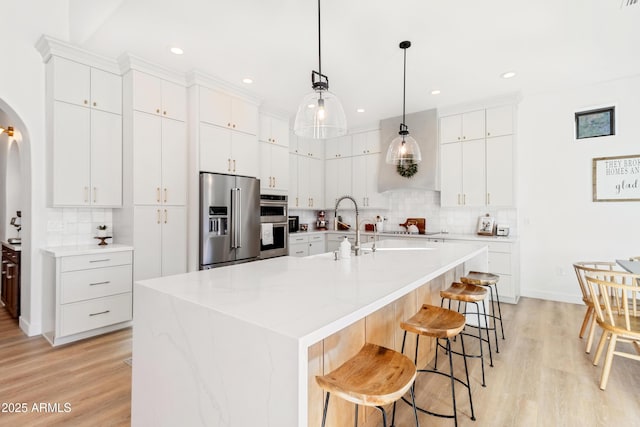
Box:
[236,187,242,248]
[230,188,237,249]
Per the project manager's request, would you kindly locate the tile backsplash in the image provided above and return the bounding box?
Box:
[46,208,113,247]
[291,190,518,235]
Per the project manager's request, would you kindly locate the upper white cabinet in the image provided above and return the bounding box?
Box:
[325,157,352,208]
[131,71,186,121]
[199,123,258,177]
[51,56,122,114]
[439,105,515,207]
[325,135,351,159]
[259,114,289,147]
[290,155,323,208]
[291,134,322,158]
[351,130,381,155]
[132,111,186,206]
[351,153,385,208]
[47,55,122,207]
[440,110,485,143]
[260,142,289,193]
[200,86,258,135]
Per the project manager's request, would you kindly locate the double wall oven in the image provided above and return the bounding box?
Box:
[259,194,288,259]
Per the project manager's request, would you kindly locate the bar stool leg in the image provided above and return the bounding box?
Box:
[354,404,358,427]
[446,338,458,427]
[492,283,506,340]
[481,300,494,368]
[321,392,331,427]
[459,333,476,421]
[487,285,500,353]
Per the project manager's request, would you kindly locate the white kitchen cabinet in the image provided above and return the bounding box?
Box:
[486,135,514,206]
[351,153,384,208]
[440,139,485,207]
[200,122,259,177]
[293,135,322,158]
[439,110,485,143]
[325,135,351,159]
[289,234,326,257]
[47,54,123,208]
[133,205,187,281]
[51,56,122,114]
[439,105,515,207]
[486,105,514,138]
[259,114,289,147]
[131,70,186,121]
[260,142,289,192]
[290,155,323,209]
[200,86,258,135]
[52,101,122,207]
[351,130,381,155]
[42,246,133,346]
[325,157,352,208]
[133,111,186,206]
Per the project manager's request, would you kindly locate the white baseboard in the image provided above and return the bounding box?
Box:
[19,316,42,337]
[521,289,582,305]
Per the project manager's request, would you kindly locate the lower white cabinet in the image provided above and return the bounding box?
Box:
[42,246,133,346]
[133,205,187,281]
[289,233,325,257]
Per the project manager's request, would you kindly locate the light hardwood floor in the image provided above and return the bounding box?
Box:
[0,297,638,427]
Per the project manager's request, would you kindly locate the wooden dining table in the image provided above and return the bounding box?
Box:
[616,259,640,274]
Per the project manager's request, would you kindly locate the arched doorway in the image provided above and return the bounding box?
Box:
[1,99,31,327]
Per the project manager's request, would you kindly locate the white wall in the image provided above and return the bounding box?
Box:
[0,0,69,335]
[518,75,640,303]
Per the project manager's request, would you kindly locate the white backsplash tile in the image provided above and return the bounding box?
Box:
[291,189,518,236]
[46,208,114,247]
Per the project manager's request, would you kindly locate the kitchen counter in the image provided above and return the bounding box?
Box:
[131,240,487,426]
[324,229,518,243]
[42,243,134,257]
[1,240,22,251]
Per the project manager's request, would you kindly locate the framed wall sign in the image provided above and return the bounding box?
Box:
[592,154,640,202]
[476,215,495,236]
[575,106,615,140]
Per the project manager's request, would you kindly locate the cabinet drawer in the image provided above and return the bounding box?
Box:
[61,251,132,272]
[60,292,132,337]
[61,264,132,304]
[309,234,324,242]
[289,243,308,257]
[486,241,511,253]
[489,252,511,274]
[289,235,309,244]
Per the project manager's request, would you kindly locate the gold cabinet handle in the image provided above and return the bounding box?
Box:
[83,100,88,105]
[463,194,466,205]
[84,187,89,203]
[93,101,97,107]
[156,209,161,224]
[273,177,276,188]
[228,158,231,172]
[164,188,167,203]
[487,193,491,205]
[232,124,236,129]
[93,187,97,203]
[156,108,160,114]
[296,197,299,207]
[163,111,167,116]
[233,159,236,172]
[164,209,168,224]
[156,187,161,203]
[227,122,231,127]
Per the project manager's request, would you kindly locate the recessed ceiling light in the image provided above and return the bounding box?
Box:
[169,46,184,55]
[307,104,315,109]
[242,78,253,84]
[501,71,516,79]
[431,90,441,95]
[356,108,365,113]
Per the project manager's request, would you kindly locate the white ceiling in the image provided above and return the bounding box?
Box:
[72,0,640,129]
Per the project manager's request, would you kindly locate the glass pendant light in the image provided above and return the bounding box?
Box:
[294,0,347,139]
[386,41,422,165]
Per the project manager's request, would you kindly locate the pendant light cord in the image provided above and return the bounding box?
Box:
[402,45,406,125]
[317,0,322,78]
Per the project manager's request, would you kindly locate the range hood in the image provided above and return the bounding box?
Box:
[378,108,439,192]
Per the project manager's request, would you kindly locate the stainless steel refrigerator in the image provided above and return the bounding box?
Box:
[199,172,260,269]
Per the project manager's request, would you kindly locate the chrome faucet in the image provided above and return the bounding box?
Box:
[334,195,361,256]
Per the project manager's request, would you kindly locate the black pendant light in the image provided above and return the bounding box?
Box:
[386,41,422,165]
[293,0,347,139]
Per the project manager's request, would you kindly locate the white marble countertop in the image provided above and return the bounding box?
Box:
[1,240,22,251]
[324,229,518,243]
[42,243,134,257]
[135,239,487,347]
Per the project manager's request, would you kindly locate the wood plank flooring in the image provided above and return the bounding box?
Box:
[0,297,638,426]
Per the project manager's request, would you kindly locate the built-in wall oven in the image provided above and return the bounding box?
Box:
[259,194,288,259]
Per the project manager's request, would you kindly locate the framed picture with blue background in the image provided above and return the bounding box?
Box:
[575,106,615,140]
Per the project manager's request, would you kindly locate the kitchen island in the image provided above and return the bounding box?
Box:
[131,240,487,426]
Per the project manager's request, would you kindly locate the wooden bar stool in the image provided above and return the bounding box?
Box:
[316,343,419,427]
[392,304,475,427]
[439,282,493,387]
[461,271,505,352]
